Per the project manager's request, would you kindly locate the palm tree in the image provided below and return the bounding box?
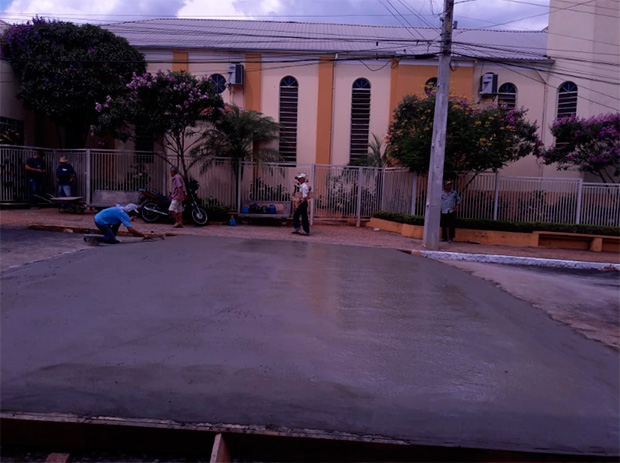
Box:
[192,104,280,162]
[349,133,393,167]
[191,104,282,207]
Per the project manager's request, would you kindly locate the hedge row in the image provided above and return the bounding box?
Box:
[372,210,620,236]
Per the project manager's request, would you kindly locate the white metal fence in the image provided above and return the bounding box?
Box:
[1,146,618,227]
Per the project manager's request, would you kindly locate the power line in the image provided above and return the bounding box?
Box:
[454,52,620,110]
[466,0,615,30]
[454,46,620,86]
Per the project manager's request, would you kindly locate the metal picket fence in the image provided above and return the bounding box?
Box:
[1,145,618,227]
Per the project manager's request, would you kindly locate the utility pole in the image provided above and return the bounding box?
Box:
[422,0,455,250]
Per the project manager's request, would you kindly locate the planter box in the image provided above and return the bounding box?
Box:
[367,217,402,234]
[368,217,535,247]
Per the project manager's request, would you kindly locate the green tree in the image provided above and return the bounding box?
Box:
[93,69,224,180]
[387,94,542,183]
[0,17,146,147]
[537,113,619,183]
[192,103,280,162]
[348,133,392,167]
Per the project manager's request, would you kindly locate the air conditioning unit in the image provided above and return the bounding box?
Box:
[227,63,244,86]
[479,72,498,95]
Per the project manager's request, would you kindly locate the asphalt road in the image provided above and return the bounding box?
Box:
[1,229,618,456]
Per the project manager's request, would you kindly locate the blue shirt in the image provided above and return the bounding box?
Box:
[441,189,461,214]
[95,205,132,227]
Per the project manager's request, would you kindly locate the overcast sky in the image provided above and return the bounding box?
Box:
[1,0,551,30]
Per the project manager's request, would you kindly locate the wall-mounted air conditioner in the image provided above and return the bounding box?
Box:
[228,63,244,86]
[479,72,498,95]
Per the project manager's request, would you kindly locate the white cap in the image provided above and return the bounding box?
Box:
[122,203,139,213]
[295,173,307,179]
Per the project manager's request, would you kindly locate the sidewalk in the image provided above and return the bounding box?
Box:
[1,207,618,269]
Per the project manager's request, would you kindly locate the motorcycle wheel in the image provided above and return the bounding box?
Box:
[191,206,208,226]
[141,201,162,223]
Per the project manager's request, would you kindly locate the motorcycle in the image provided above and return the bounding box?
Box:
[138,178,208,226]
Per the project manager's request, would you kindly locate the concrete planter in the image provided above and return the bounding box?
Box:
[367,217,403,234]
[368,217,532,246]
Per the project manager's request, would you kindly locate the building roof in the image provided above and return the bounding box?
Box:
[103,18,550,62]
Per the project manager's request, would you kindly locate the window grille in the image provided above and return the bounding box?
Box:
[497,83,517,109]
[209,74,227,94]
[424,77,437,95]
[557,81,578,119]
[279,76,299,162]
[0,117,25,145]
[350,78,371,163]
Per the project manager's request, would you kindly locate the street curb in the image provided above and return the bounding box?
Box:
[412,250,620,271]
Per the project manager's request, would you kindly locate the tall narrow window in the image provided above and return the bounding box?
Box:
[557,81,578,119]
[350,78,371,163]
[497,83,517,109]
[279,76,299,162]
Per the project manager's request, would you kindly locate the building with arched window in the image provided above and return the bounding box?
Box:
[1,0,617,180]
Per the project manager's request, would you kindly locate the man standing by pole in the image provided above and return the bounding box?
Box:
[422,0,455,250]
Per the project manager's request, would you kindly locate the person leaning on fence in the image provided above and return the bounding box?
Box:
[292,173,310,236]
[441,180,461,242]
[90,203,154,244]
[169,166,185,228]
[25,149,46,208]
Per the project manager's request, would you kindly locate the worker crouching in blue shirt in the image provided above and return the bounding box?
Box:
[90,203,154,244]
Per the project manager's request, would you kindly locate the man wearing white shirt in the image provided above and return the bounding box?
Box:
[292,173,310,236]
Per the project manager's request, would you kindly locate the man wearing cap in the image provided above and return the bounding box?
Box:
[25,149,46,208]
[90,203,153,244]
[292,173,310,236]
[441,180,461,242]
[56,156,76,209]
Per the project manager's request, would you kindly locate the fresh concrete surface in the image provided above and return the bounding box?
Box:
[442,261,620,349]
[1,234,618,456]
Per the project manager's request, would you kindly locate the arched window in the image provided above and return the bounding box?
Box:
[279,76,299,162]
[424,77,437,95]
[557,81,578,118]
[497,83,517,109]
[209,74,227,94]
[350,78,371,163]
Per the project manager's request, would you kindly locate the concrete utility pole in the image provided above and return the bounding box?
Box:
[422,0,455,250]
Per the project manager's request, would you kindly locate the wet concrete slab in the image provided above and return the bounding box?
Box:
[1,235,618,456]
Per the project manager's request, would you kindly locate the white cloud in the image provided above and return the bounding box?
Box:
[177,0,247,19]
[0,0,550,30]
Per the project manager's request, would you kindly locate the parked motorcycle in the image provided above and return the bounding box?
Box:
[139,178,208,226]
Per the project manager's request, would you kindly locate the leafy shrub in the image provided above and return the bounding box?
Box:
[372,210,619,236]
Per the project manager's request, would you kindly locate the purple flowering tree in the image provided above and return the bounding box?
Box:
[0,17,146,147]
[538,113,620,183]
[93,70,223,179]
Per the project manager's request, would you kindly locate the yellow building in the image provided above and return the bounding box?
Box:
[2,0,618,179]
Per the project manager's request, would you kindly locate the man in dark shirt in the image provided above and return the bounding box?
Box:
[56,156,76,198]
[25,150,46,207]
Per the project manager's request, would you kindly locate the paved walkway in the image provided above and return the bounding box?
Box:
[1,207,618,268]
